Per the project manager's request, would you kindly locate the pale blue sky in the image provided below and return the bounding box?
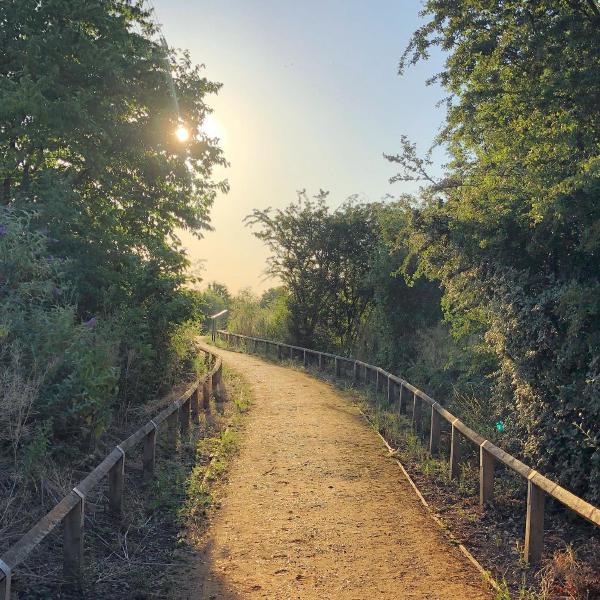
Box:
[152,0,445,292]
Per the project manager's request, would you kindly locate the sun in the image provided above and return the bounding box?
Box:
[201,113,223,140]
[175,124,190,142]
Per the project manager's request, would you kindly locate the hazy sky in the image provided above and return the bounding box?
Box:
[152,0,445,293]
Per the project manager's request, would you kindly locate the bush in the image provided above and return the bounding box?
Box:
[227,287,290,341]
[0,210,120,457]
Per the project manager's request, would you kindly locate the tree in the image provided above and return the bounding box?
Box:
[207,282,232,304]
[356,200,443,372]
[1,0,227,311]
[0,0,226,451]
[396,0,600,500]
[200,282,231,331]
[246,191,378,350]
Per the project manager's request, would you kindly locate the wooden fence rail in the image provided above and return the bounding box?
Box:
[216,330,600,566]
[0,349,223,600]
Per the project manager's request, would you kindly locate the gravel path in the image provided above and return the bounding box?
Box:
[183,346,491,599]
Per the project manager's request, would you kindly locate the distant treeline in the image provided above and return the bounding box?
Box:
[222,1,600,502]
[0,0,226,472]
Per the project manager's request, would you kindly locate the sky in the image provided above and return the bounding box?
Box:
[152,0,446,293]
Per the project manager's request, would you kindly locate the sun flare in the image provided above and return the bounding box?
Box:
[175,124,190,142]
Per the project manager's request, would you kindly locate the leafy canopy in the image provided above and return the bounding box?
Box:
[246,191,378,350]
[395,0,600,500]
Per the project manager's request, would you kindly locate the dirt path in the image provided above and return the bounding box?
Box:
[183,346,491,600]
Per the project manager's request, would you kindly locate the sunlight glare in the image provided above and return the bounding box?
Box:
[175,124,190,142]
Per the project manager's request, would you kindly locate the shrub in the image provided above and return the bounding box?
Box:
[0,210,120,455]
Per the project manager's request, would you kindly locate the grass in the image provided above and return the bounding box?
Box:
[177,365,251,542]
[101,362,252,598]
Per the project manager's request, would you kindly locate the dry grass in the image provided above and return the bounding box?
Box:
[0,349,45,462]
[539,546,600,600]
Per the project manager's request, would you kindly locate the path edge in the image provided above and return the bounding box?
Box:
[358,408,501,595]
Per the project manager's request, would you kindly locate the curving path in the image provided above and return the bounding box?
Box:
[183,345,490,600]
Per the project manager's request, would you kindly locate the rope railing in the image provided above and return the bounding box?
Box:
[216,330,600,566]
[0,348,224,600]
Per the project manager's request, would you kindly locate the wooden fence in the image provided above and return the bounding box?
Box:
[0,349,223,599]
[217,330,600,566]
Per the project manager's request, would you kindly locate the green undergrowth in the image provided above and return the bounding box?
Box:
[152,365,251,528]
[100,364,252,599]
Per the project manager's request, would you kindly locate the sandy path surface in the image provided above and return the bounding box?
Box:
[183,346,490,600]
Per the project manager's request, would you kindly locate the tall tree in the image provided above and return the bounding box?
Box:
[0,0,227,312]
[247,191,377,350]
[0,0,226,449]
[396,0,600,500]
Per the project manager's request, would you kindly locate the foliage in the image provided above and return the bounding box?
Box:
[0,1,225,460]
[226,287,290,342]
[0,210,119,456]
[246,193,453,393]
[199,281,231,330]
[355,199,444,372]
[395,0,600,500]
[247,191,378,350]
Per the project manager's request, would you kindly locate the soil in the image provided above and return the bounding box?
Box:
[180,346,492,600]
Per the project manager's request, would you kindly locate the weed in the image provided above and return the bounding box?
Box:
[493,579,543,600]
[149,461,188,513]
[539,545,600,599]
[183,464,212,524]
[21,420,52,482]
[457,462,478,497]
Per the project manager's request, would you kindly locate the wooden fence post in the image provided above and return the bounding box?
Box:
[450,423,463,479]
[430,407,440,455]
[353,361,358,383]
[335,357,341,377]
[202,378,211,410]
[412,393,422,431]
[480,443,495,506]
[214,370,225,411]
[108,448,125,516]
[303,350,307,367]
[64,490,84,587]
[143,424,157,485]
[525,479,545,564]
[212,371,219,401]
[167,410,178,449]
[387,377,392,404]
[318,353,323,370]
[191,386,200,423]
[0,567,11,600]
[364,365,369,385]
[398,384,405,414]
[278,344,282,360]
[179,398,190,437]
